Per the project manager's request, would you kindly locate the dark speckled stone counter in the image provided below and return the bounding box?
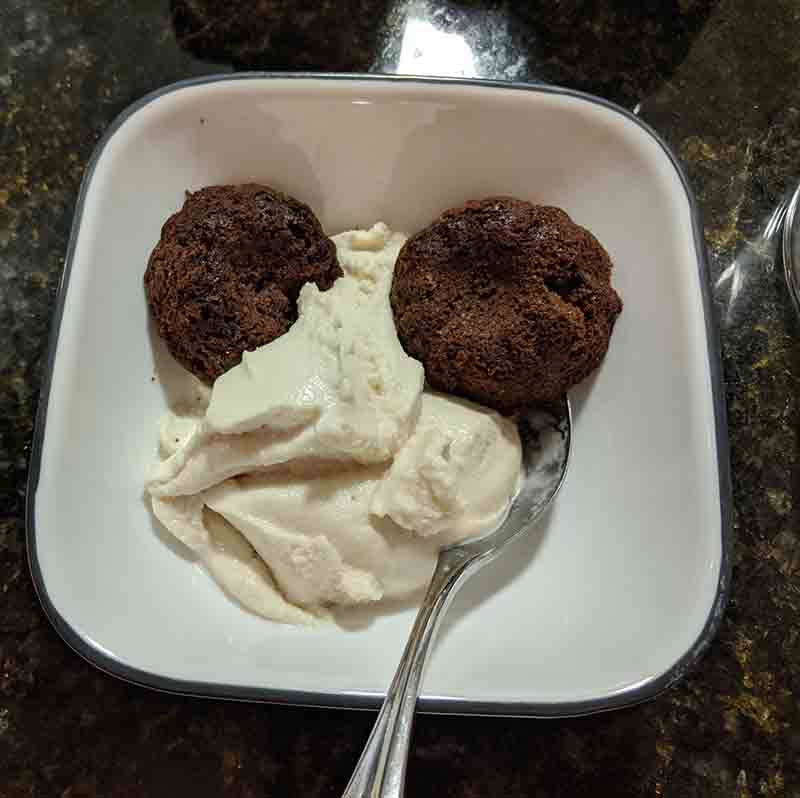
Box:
[1,1,799,795]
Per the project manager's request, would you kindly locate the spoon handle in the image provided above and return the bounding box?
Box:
[342,546,478,798]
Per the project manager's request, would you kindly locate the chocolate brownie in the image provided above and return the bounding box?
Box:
[390,197,622,411]
[144,183,340,383]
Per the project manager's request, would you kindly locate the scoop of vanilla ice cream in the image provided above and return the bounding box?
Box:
[146,224,522,624]
[147,224,423,498]
[151,494,317,625]
[206,222,421,452]
[203,392,521,610]
[203,467,443,607]
[370,391,521,538]
[150,390,521,615]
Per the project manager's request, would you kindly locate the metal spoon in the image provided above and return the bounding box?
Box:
[342,398,572,798]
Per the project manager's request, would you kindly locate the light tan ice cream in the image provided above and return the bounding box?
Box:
[146,224,521,624]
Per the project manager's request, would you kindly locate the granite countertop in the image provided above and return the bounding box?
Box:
[1,1,798,795]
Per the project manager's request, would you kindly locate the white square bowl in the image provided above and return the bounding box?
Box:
[27,75,731,716]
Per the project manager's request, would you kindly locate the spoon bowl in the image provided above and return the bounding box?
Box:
[343,397,572,798]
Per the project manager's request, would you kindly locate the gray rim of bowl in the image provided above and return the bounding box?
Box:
[25,72,733,719]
